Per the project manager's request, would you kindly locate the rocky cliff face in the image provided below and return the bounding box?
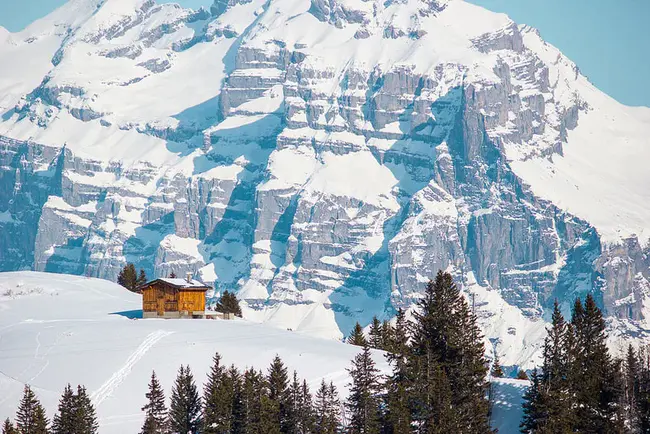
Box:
[1,0,649,365]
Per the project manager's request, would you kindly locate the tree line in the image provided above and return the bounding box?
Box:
[3,384,97,434]
[141,270,492,433]
[520,295,650,433]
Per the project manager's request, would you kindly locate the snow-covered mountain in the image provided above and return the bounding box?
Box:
[0,0,649,365]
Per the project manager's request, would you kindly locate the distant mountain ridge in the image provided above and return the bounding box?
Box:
[0,0,649,367]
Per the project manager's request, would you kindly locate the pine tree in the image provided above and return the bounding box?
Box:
[52,384,76,434]
[169,271,177,278]
[347,323,367,347]
[169,365,201,434]
[368,317,382,349]
[234,368,263,434]
[141,371,169,434]
[203,353,234,434]
[2,419,16,434]
[536,301,573,433]
[298,380,315,433]
[326,383,340,431]
[267,355,290,432]
[384,308,411,434]
[230,366,250,434]
[74,386,98,434]
[381,320,394,352]
[636,347,650,432]
[624,344,641,432]
[408,271,490,433]
[259,394,281,434]
[15,385,49,434]
[286,371,302,434]
[117,263,139,291]
[314,381,339,434]
[137,269,148,287]
[491,351,504,378]
[346,345,382,434]
[520,368,543,433]
[216,290,242,317]
[570,295,623,433]
[516,370,529,380]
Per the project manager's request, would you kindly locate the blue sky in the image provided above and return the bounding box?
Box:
[1,0,648,107]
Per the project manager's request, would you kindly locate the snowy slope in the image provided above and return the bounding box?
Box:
[507,28,650,244]
[0,271,525,432]
[0,272,387,432]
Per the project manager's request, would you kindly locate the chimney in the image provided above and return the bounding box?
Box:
[186,272,192,283]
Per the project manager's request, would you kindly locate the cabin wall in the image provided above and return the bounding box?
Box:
[141,282,206,318]
[178,290,205,313]
[142,283,179,315]
[142,286,157,312]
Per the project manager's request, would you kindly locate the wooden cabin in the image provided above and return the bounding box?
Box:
[139,273,210,319]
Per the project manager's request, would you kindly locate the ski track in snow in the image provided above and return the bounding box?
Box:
[90,330,172,408]
[99,413,144,426]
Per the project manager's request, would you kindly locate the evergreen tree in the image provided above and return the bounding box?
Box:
[570,294,623,433]
[280,372,315,434]
[267,355,290,432]
[259,394,281,434]
[298,380,315,434]
[73,386,98,434]
[169,365,201,434]
[137,269,148,287]
[346,345,382,434]
[516,370,529,380]
[15,385,49,434]
[384,308,411,434]
[169,271,177,278]
[286,371,302,434]
[229,366,249,434]
[326,383,340,430]
[521,296,626,433]
[624,344,641,432]
[234,368,263,434]
[203,353,235,434]
[314,380,340,434]
[52,384,98,434]
[368,317,382,349]
[491,351,504,378]
[347,323,367,347]
[520,368,543,433]
[216,290,243,317]
[381,320,394,352]
[52,384,76,434]
[537,301,573,433]
[408,271,490,433]
[636,347,650,432]
[141,371,169,434]
[117,263,139,291]
[2,419,16,434]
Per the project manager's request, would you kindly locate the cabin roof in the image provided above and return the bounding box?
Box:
[140,278,210,291]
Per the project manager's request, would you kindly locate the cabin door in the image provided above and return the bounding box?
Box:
[157,292,165,316]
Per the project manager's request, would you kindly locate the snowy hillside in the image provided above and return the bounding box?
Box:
[0,272,381,432]
[0,271,525,432]
[0,0,649,367]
